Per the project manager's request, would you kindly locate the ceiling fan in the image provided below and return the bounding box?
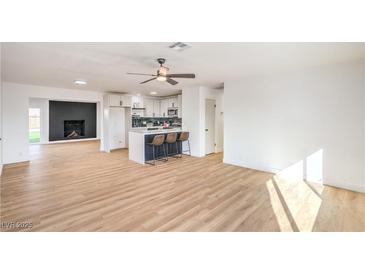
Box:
[127,58,195,85]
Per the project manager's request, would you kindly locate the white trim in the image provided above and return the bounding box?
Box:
[324,182,365,194]
[223,158,365,194]
[223,158,278,174]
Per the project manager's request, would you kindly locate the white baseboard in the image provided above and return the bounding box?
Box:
[324,182,365,194]
[223,158,365,194]
[223,158,278,174]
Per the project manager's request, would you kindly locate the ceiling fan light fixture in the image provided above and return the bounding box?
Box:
[156,75,167,82]
[158,66,168,76]
[127,58,195,86]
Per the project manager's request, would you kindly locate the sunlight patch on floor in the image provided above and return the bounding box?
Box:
[266,176,323,232]
[266,179,294,231]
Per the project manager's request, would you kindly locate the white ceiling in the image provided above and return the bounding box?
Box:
[2,42,364,96]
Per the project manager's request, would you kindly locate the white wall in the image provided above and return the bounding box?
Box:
[182,86,224,157]
[2,82,104,164]
[182,87,201,156]
[29,98,49,144]
[0,43,2,174]
[224,60,365,193]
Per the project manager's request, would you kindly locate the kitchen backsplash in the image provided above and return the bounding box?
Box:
[132,117,182,128]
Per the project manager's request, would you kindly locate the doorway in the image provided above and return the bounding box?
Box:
[205,99,216,155]
[29,108,41,144]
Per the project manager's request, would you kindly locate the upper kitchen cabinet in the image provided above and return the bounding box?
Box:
[144,98,161,117]
[160,99,169,117]
[131,95,143,108]
[168,97,178,108]
[108,94,122,107]
[144,98,154,117]
[160,96,179,117]
[121,95,132,107]
[131,95,180,117]
[106,94,132,107]
[153,100,160,117]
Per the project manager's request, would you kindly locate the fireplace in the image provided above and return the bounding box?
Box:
[64,120,85,138]
[49,101,96,141]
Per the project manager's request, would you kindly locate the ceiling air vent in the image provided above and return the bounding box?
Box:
[169,42,191,51]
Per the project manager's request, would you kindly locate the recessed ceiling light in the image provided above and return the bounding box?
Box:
[74,79,87,86]
[150,91,157,95]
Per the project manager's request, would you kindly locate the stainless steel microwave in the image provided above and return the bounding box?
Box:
[167,107,178,117]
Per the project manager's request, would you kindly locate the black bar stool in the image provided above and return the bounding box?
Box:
[177,132,191,157]
[164,132,178,158]
[146,134,167,165]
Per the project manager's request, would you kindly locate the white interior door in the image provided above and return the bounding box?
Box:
[109,108,125,150]
[205,99,216,155]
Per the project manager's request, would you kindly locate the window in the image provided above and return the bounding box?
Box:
[29,108,41,143]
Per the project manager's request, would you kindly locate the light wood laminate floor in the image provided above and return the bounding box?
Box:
[1,141,364,232]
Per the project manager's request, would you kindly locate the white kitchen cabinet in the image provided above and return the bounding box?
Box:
[109,108,126,150]
[144,98,154,117]
[160,99,169,117]
[108,94,123,107]
[160,96,178,116]
[138,96,179,117]
[121,95,132,107]
[107,94,132,107]
[144,98,161,117]
[168,97,178,108]
[153,100,160,117]
[167,98,173,108]
[132,96,143,108]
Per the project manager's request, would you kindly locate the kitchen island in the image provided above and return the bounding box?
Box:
[129,128,184,164]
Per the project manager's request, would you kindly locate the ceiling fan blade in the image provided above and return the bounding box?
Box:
[140,77,157,84]
[166,73,195,78]
[127,73,157,76]
[166,78,178,85]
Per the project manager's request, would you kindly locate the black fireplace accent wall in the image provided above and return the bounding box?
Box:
[49,101,96,141]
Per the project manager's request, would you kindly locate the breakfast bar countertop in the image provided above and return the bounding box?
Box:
[129,127,183,135]
[128,128,185,164]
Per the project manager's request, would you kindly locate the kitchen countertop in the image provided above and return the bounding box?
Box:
[129,128,183,135]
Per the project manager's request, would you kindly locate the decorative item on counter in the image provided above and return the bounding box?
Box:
[163,121,169,128]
